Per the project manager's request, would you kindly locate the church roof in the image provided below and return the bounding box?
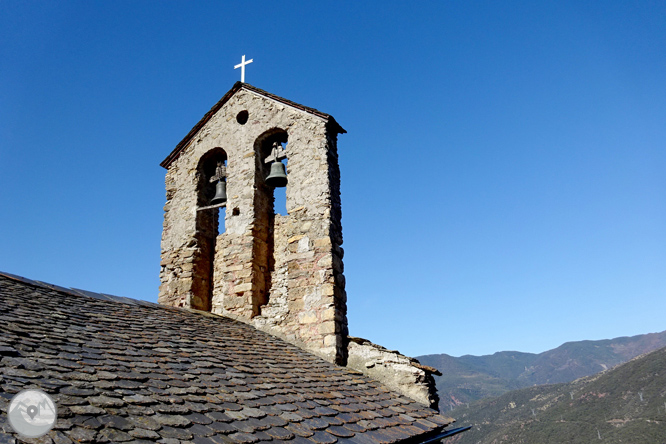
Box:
[0,272,456,443]
[160,83,346,169]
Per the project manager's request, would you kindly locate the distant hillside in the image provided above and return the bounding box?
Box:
[417,330,666,411]
[446,346,666,444]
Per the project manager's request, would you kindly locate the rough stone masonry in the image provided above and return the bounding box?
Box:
[158,82,440,408]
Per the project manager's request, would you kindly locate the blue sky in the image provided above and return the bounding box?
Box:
[1,1,664,358]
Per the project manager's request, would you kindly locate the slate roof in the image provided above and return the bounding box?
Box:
[160,82,346,169]
[0,272,456,443]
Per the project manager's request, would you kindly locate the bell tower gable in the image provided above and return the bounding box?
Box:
[159,84,348,364]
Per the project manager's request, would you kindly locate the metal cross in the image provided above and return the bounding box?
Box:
[234,55,253,83]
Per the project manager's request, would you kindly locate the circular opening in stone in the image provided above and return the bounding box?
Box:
[236,110,249,125]
[232,207,240,216]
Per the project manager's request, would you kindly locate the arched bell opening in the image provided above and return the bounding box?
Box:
[251,129,289,315]
[191,148,228,311]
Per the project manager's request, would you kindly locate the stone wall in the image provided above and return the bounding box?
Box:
[346,337,441,409]
[159,87,348,364]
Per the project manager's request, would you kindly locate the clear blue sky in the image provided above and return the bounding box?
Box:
[1,1,664,358]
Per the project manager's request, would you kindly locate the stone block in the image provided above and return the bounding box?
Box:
[322,307,336,321]
[298,312,318,324]
[314,237,332,248]
[322,284,335,297]
[288,300,304,311]
[318,321,336,335]
[234,282,253,293]
[288,235,305,244]
[317,254,333,268]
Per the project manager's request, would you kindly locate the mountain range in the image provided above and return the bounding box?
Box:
[445,345,666,443]
[417,330,666,412]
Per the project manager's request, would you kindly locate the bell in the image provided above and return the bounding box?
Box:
[265,161,288,188]
[210,180,227,205]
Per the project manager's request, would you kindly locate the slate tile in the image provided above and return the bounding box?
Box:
[97,414,133,430]
[310,430,338,443]
[387,405,405,414]
[347,432,382,444]
[423,413,452,425]
[314,406,338,416]
[129,416,162,431]
[342,423,366,433]
[257,405,285,416]
[356,420,378,431]
[414,418,438,431]
[219,402,243,411]
[275,403,298,412]
[326,426,355,438]
[68,405,105,415]
[391,415,411,426]
[243,417,272,431]
[262,415,288,427]
[228,432,259,443]
[188,423,216,437]
[89,396,124,408]
[184,401,210,413]
[206,411,233,423]
[295,401,319,409]
[225,410,248,420]
[52,418,74,431]
[285,422,315,438]
[395,425,427,436]
[336,412,362,423]
[240,407,266,418]
[372,416,399,428]
[324,416,344,426]
[60,387,96,396]
[208,421,236,434]
[153,413,191,427]
[49,430,74,444]
[250,430,273,441]
[230,419,257,433]
[291,437,318,444]
[158,425,194,440]
[80,417,102,430]
[301,417,330,431]
[406,409,428,419]
[353,429,396,444]
[356,411,380,420]
[295,408,316,419]
[66,427,97,442]
[263,426,295,440]
[128,428,161,439]
[382,425,416,442]
[185,412,213,424]
[97,428,133,442]
[125,405,156,416]
[192,435,236,444]
[280,411,303,422]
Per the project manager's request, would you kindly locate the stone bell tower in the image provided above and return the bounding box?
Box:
[158,82,348,364]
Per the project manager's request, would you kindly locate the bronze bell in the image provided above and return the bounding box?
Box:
[265,161,288,188]
[210,180,227,205]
